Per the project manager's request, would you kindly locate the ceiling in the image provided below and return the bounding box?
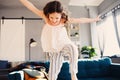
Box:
[0,0,104,9]
[69,0,104,6]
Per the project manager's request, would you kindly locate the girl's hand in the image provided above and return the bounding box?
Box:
[94,15,101,22]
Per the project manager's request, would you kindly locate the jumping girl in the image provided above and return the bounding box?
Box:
[20,0,100,80]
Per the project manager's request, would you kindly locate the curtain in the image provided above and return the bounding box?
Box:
[0,19,25,61]
[116,9,120,47]
[96,12,120,56]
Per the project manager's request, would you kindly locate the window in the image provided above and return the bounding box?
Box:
[96,9,120,57]
[116,9,120,46]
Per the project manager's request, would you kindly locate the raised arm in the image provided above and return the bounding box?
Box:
[69,15,101,23]
[19,0,45,18]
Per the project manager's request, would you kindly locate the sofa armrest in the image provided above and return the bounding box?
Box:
[0,69,10,75]
[110,63,120,77]
[0,69,10,80]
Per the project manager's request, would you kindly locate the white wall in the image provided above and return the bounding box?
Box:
[68,6,98,47]
[25,20,45,61]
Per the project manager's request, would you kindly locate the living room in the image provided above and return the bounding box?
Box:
[0,0,120,80]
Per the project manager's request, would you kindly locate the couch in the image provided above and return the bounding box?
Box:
[0,60,11,80]
[8,57,120,80]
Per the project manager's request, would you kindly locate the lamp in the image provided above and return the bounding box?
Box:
[29,38,37,61]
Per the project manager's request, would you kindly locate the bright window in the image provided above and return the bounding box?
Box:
[96,12,120,56]
[116,10,120,45]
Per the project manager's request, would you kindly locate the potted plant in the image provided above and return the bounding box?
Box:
[81,46,97,58]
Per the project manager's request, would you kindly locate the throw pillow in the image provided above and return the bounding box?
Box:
[23,68,45,78]
[24,72,36,80]
[0,60,8,69]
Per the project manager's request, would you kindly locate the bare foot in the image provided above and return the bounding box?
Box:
[71,74,78,80]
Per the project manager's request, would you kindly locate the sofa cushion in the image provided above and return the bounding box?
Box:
[44,61,71,80]
[57,61,71,80]
[109,63,120,78]
[78,77,120,80]
[44,61,50,73]
[23,68,45,78]
[0,60,8,69]
[77,57,112,78]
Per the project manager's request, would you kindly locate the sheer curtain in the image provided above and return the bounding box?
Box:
[116,9,120,47]
[96,12,120,56]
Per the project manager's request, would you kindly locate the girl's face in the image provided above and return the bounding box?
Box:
[48,12,62,26]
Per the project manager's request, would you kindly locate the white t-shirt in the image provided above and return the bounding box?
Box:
[41,23,72,52]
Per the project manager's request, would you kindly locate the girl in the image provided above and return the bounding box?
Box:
[20,0,100,80]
